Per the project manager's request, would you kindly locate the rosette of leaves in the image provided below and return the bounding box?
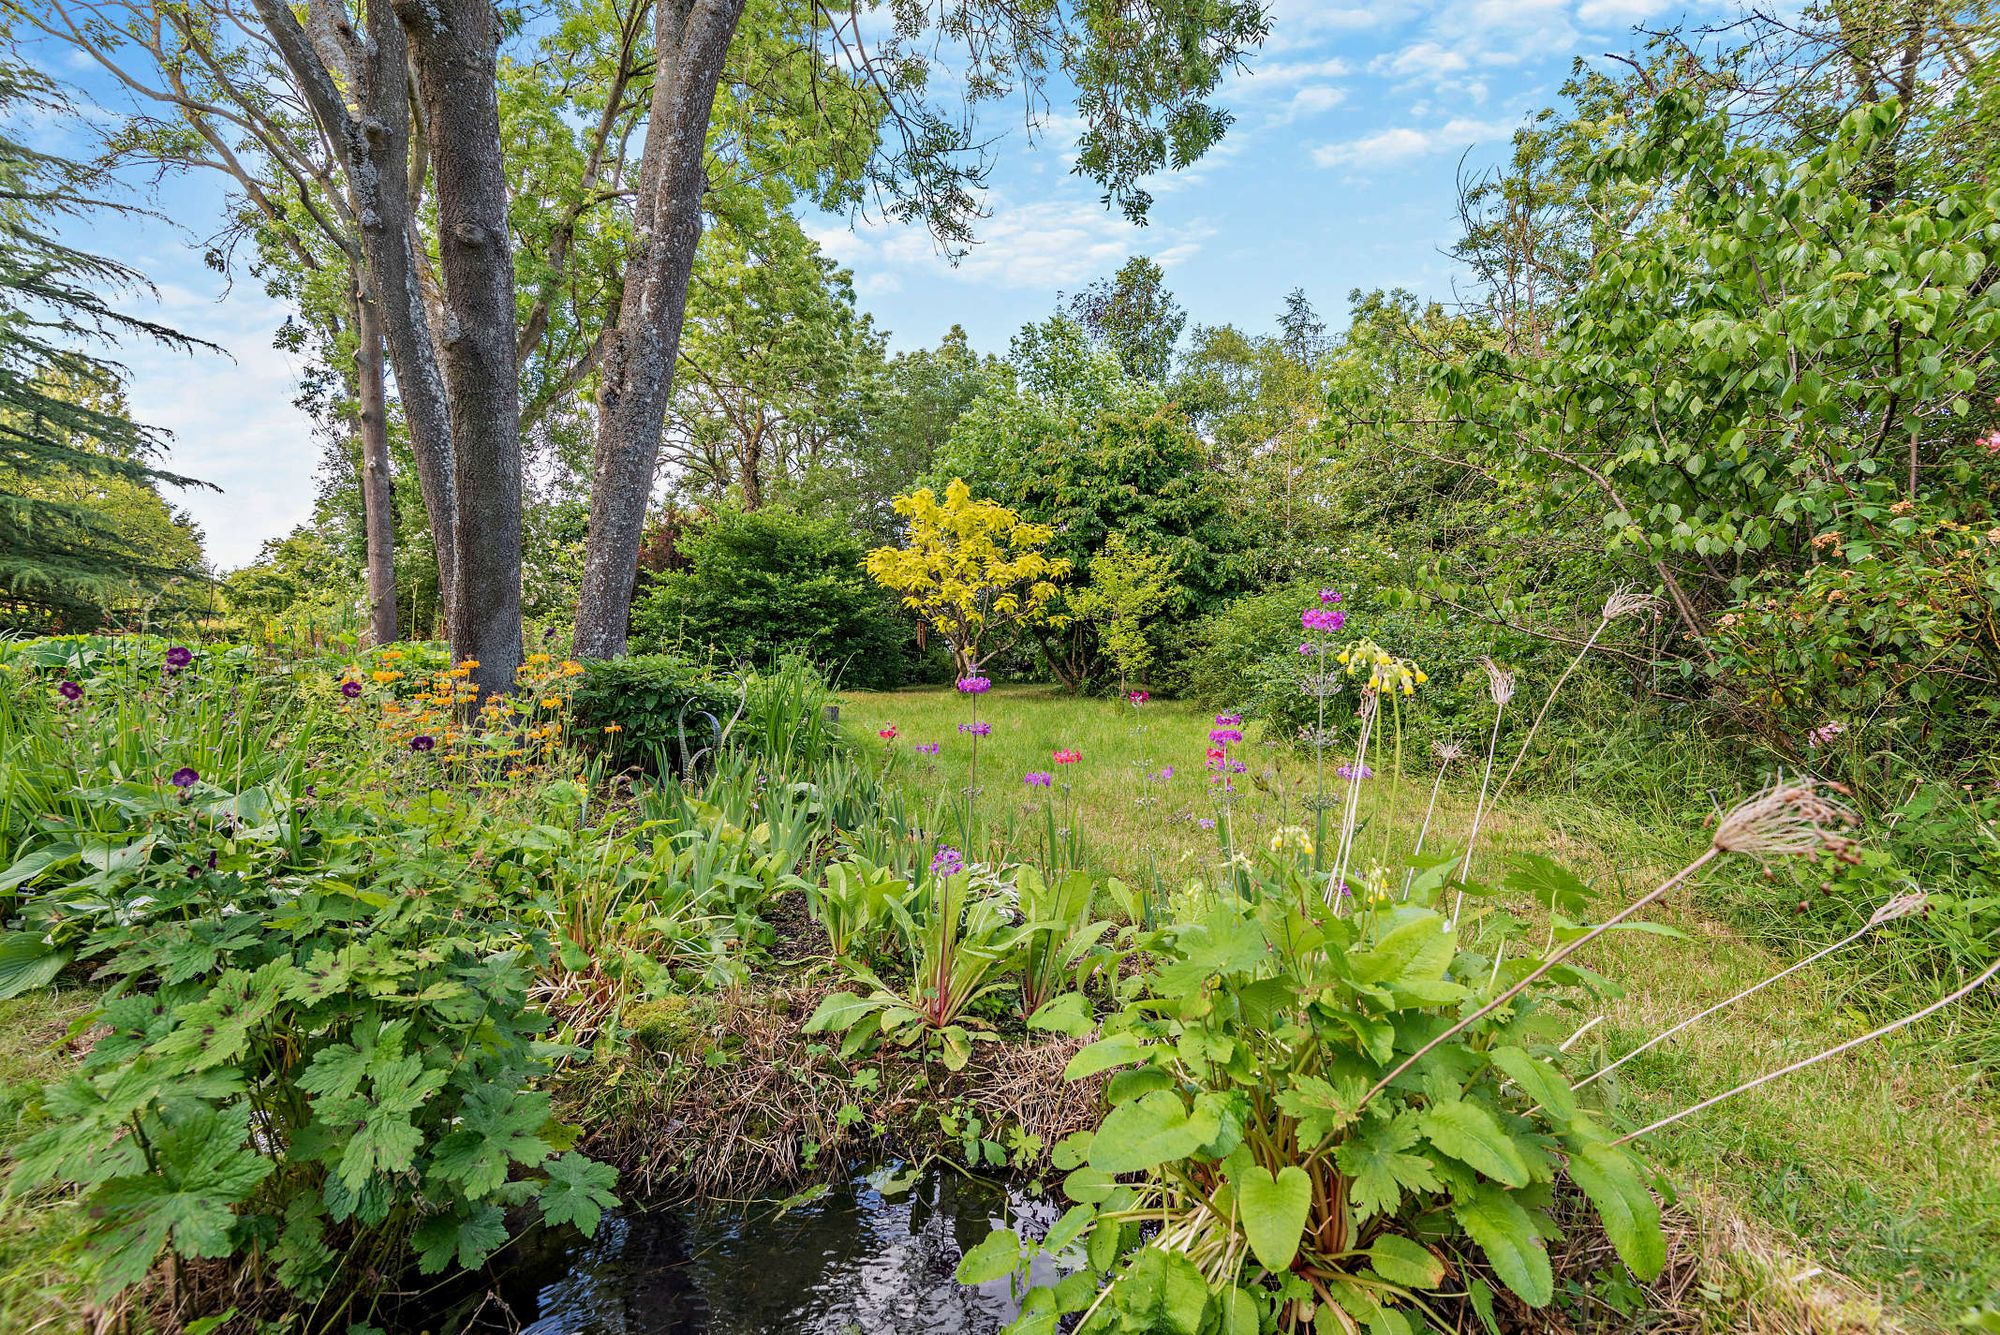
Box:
[978,850,1666,1334]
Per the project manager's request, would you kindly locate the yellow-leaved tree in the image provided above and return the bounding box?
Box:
[865,479,1070,676]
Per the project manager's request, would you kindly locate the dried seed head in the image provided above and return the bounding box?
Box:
[1481,657,1515,707]
[1602,587,1663,621]
[1711,780,1859,859]
[1433,738,1464,764]
[1866,891,1927,926]
[1356,691,1379,722]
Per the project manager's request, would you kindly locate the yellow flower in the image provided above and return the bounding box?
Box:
[604,724,624,733]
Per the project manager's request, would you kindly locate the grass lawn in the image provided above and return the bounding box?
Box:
[846,685,2000,1328]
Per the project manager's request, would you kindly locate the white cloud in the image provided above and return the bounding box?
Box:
[1576,0,1672,24]
[830,195,1214,292]
[1370,40,1469,80]
[1282,86,1349,121]
[857,270,903,296]
[1310,115,1520,169]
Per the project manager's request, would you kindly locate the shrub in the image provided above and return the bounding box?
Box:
[632,506,915,688]
[569,652,736,772]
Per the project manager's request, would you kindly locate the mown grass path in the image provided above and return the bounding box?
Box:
[845,687,1999,1328]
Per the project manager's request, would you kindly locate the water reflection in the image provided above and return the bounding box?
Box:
[519,1164,1062,1335]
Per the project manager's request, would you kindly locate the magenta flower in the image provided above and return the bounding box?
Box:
[1298,642,1314,655]
[57,681,83,701]
[340,680,362,699]
[170,767,198,789]
[409,734,436,752]
[1152,765,1175,781]
[164,645,193,670]
[1301,607,1346,633]
[1209,727,1243,744]
[1053,748,1081,765]
[1128,690,1150,705]
[955,676,992,694]
[1215,713,1242,726]
[931,845,965,876]
[1318,589,1341,605]
[878,726,899,741]
[1024,771,1053,788]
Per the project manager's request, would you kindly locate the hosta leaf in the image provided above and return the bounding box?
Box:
[539,1153,620,1236]
[0,931,68,1000]
[1334,1110,1440,1221]
[1453,1183,1552,1306]
[1229,1159,1312,1272]
[1088,1090,1220,1175]
[1564,1143,1664,1281]
[1365,1234,1445,1289]
[1418,1100,1530,1187]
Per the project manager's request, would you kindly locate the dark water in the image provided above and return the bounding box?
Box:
[511,1165,1064,1335]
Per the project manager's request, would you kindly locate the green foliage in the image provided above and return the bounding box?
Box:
[568,652,735,771]
[0,66,208,631]
[996,841,1666,1333]
[631,507,914,688]
[0,666,620,1320]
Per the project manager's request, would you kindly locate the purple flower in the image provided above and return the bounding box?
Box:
[1215,713,1242,727]
[164,646,193,670]
[409,734,436,752]
[340,680,363,699]
[1154,765,1175,780]
[916,743,940,756]
[170,767,198,789]
[57,681,82,701]
[1024,771,1053,788]
[1301,607,1346,633]
[1209,728,1243,744]
[1806,721,1845,748]
[1197,818,1217,830]
[1319,589,1342,605]
[957,721,992,737]
[1298,642,1314,655]
[1337,762,1374,780]
[931,845,965,876]
[955,676,992,694]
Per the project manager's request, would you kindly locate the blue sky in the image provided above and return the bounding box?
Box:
[31,0,1715,568]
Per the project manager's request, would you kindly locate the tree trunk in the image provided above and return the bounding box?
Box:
[252,0,459,621]
[572,0,746,660]
[393,0,525,698]
[353,279,400,645]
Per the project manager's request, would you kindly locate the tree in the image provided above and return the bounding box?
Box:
[1065,255,1186,384]
[864,480,1070,676]
[1065,534,1175,694]
[0,66,209,629]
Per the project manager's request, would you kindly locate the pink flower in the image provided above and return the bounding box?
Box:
[1128,690,1150,705]
[1054,748,1081,764]
[879,726,898,741]
[1318,589,1342,605]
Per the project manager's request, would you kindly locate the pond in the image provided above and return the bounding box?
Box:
[506,1163,1063,1334]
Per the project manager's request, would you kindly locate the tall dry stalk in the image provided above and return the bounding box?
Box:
[1451,659,1514,927]
[1369,780,1859,1113]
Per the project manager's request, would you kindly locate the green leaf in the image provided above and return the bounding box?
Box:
[1230,1159,1312,1272]
[1453,1183,1552,1306]
[1334,1110,1439,1221]
[1109,1246,1210,1335]
[956,1227,1023,1284]
[1365,1234,1445,1289]
[429,1085,554,1196]
[1028,991,1094,1037]
[412,1202,510,1274]
[1088,1090,1220,1175]
[0,931,68,1000]
[802,990,875,1034]
[1564,1143,1664,1281]
[539,1152,619,1236]
[1350,911,1454,988]
[1418,1099,1530,1187]
[1488,1047,1576,1123]
[1063,1030,1150,1080]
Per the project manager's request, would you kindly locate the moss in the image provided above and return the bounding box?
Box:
[623,993,719,1058]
